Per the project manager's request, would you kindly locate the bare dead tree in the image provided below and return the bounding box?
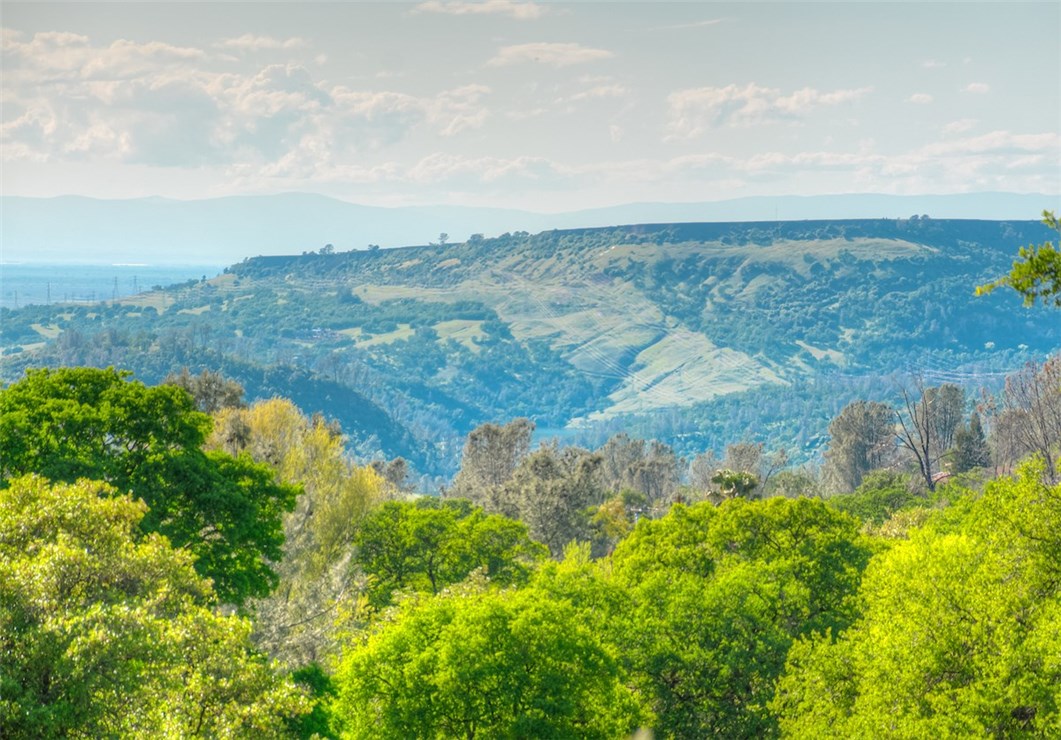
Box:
[895,381,937,492]
[988,357,1061,481]
[894,378,966,492]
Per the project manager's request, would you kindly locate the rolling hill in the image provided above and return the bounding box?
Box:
[2,217,1059,478]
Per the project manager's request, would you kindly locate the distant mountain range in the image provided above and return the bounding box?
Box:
[3,192,1058,265]
[3,217,1059,477]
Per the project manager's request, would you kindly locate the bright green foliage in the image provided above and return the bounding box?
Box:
[0,367,298,603]
[0,476,308,738]
[332,583,647,739]
[829,470,922,525]
[774,460,1061,737]
[611,497,871,737]
[978,210,1061,307]
[353,498,547,609]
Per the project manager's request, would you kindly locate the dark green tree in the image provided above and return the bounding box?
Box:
[502,445,606,556]
[353,498,546,609]
[163,367,245,413]
[611,497,872,737]
[822,400,896,493]
[0,367,297,603]
[951,411,991,473]
[711,468,760,499]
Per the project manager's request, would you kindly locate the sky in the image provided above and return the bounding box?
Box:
[2,1,1059,211]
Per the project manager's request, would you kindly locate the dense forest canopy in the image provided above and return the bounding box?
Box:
[3,349,1061,736]
[3,215,1061,737]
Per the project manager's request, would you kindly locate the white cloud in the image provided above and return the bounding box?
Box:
[413,0,546,19]
[2,31,206,86]
[222,132,1061,203]
[1,25,496,170]
[774,86,872,112]
[489,42,613,68]
[942,118,977,135]
[921,59,946,69]
[741,150,884,173]
[666,83,872,136]
[217,34,306,52]
[648,19,725,32]
[428,84,492,136]
[907,93,933,104]
[918,130,1058,157]
[963,82,990,94]
[565,84,628,103]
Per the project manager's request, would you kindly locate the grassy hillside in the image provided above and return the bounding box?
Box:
[3,217,1058,475]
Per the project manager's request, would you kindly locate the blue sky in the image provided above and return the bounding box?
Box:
[2,1,1059,210]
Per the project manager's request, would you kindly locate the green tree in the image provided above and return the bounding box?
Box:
[0,367,298,604]
[163,367,245,413]
[829,469,921,525]
[822,400,896,493]
[332,583,647,739]
[611,497,872,737]
[711,468,760,499]
[0,476,308,738]
[978,210,1061,306]
[951,411,991,473]
[774,460,1061,737]
[353,498,546,609]
[501,445,606,556]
